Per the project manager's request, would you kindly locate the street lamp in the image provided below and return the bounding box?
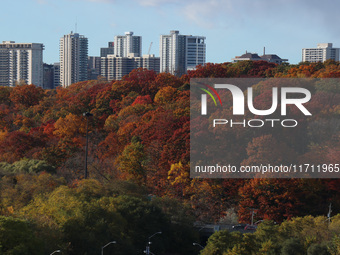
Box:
[101,241,116,255]
[193,243,204,249]
[50,250,61,255]
[248,208,257,225]
[145,231,162,255]
[83,112,93,179]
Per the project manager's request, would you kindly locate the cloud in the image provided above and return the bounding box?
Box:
[87,0,112,2]
[132,0,340,31]
[137,0,181,6]
[48,0,340,36]
[131,0,234,28]
[180,0,229,28]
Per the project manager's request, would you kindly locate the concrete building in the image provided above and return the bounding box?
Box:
[141,54,160,73]
[43,63,62,89]
[59,32,88,87]
[53,63,60,88]
[43,64,54,89]
[0,41,44,87]
[186,35,206,71]
[160,30,206,76]
[302,43,339,63]
[114,32,142,57]
[87,56,102,80]
[100,42,114,57]
[101,53,160,81]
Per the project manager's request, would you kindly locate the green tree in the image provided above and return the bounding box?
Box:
[0,159,55,175]
[201,230,243,255]
[62,200,127,255]
[328,235,340,255]
[116,137,147,184]
[281,238,305,255]
[307,243,330,255]
[0,216,42,255]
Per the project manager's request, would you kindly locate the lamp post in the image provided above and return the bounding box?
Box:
[83,112,93,179]
[193,243,204,249]
[101,241,116,255]
[50,250,61,255]
[145,231,162,255]
[249,208,257,225]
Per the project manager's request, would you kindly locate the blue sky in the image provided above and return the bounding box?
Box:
[2,0,340,64]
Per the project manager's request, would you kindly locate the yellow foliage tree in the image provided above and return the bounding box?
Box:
[53,113,87,138]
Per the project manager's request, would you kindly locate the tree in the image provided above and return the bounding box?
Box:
[307,243,331,255]
[0,173,64,214]
[0,131,38,163]
[0,86,12,105]
[62,200,127,255]
[241,134,297,169]
[116,137,147,184]
[110,195,169,254]
[200,230,243,255]
[328,235,340,255]
[154,86,179,105]
[0,159,55,175]
[0,216,42,255]
[9,84,45,108]
[281,238,305,255]
[121,68,157,95]
[238,179,302,223]
[167,162,191,197]
[53,113,87,138]
[131,95,152,106]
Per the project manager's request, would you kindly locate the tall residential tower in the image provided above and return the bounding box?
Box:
[160,30,206,76]
[0,41,44,87]
[114,32,142,57]
[59,32,88,87]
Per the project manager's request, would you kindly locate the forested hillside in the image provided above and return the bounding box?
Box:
[0,60,339,254]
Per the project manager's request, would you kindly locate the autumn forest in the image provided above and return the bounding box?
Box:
[0,60,339,255]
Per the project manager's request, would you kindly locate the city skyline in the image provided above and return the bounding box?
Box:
[3,0,340,65]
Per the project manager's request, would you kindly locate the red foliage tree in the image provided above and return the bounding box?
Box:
[9,84,45,108]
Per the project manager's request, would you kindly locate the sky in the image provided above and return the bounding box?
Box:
[2,0,340,65]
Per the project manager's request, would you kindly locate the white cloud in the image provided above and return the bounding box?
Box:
[180,0,232,28]
[137,0,181,6]
[47,0,340,35]
[87,0,112,2]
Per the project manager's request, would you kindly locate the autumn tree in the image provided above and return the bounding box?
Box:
[9,84,45,108]
[116,136,147,184]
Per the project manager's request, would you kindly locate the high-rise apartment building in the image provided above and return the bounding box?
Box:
[59,32,88,87]
[302,43,339,63]
[53,63,60,88]
[42,63,61,89]
[100,42,114,57]
[0,41,44,87]
[160,30,206,76]
[43,63,54,89]
[101,53,160,81]
[87,56,102,80]
[141,54,160,73]
[114,32,142,57]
